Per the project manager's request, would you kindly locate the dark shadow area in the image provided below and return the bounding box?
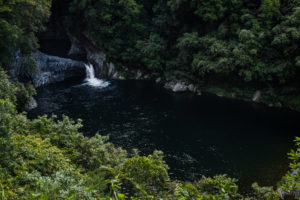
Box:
[37,0,86,60]
[39,39,71,58]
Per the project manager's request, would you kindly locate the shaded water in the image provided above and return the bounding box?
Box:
[29,78,300,192]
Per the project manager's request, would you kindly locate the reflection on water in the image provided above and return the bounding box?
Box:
[29,78,300,192]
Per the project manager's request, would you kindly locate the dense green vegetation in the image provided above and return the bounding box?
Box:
[0,0,50,109]
[0,67,299,199]
[0,68,35,110]
[0,0,51,70]
[67,0,300,111]
[0,0,299,199]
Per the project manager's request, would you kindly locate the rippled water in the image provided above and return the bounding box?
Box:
[29,78,300,191]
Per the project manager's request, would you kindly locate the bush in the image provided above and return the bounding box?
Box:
[121,150,169,194]
[196,175,241,200]
[279,137,300,198]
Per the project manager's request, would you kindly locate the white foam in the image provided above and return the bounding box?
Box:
[84,64,110,87]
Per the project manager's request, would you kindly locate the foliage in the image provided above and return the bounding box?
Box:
[25,169,97,200]
[191,0,229,23]
[0,67,36,110]
[122,150,169,193]
[136,33,167,71]
[259,0,281,27]
[65,0,300,111]
[0,0,51,68]
[196,175,241,200]
[251,182,279,200]
[0,68,18,102]
[280,137,300,196]
[0,0,299,198]
[69,0,143,66]
[2,63,299,199]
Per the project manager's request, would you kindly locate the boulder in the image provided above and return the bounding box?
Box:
[196,90,202,96]
[188,84,197,93]
[108,63,115,77]
[164,81,191,92]
[172,82,188,92]
[275,102,282,107]
[135,71,143,79]
[164,81,176,90]
[155,77,162,83]
[112,72,119,79]
[143,74,150,80]
[252,90,261,102]
[24,97,38,111]
[112,72,125,80]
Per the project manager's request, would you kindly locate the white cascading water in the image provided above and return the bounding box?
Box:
[84,64,110,87]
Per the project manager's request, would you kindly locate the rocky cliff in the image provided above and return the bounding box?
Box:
[31,51,85,87]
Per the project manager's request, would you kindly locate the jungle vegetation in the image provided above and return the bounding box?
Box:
[0,66,299,199]
[67,0,300,111]
[0,0,299,199]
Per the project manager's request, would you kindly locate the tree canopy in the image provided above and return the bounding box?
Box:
[0,0,51,68]
[65,0,300,110]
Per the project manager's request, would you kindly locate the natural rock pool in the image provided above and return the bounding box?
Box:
[28,77,300,192]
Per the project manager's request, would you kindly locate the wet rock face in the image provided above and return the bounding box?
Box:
[31,51,86,87]
[80,32,113,78]
[86,50,107,76]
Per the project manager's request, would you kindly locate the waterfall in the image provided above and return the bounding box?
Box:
[84,64,110,87]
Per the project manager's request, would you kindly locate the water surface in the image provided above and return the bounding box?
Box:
[29,78,300,191]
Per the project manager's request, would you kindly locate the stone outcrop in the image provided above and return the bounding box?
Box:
[155,77,162,83]
[164,81,188,92]
[24,97,38,111]
[79,32,117,78]
[188,84,197,93]
[31,51,86,87]
[67,33,206,95]
[135,71,143,79]
[172,82,188,92]
[68,35,85,56]
[112,71,125,80]
[252,90,261,102]
[164,81,201,94]
[70,31,133,79]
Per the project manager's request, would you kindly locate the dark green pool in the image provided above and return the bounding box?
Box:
[28,78,300,192]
